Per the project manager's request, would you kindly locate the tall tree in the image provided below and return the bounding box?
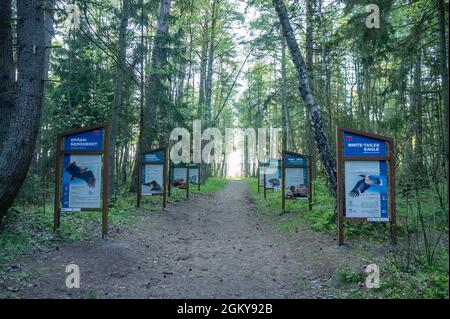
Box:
[273,0,336,196]
[0,0,55,222]
[205,0,218,124]
[109,0,130,199]
[438,0,449,185]
[140,0,171,151]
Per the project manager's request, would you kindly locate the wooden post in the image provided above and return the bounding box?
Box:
[388,139,397,245]
[186,163,190,199]
[102,125,111,238]
[336,127,345,246]
[282,153,285,212]
[257,165,260,193]
[53,135,62,231]
[308,155,313,211]
[168,160,171,197]
[163,148,167,209]
[263,170,267,199]
[198,164,201,191]
[136,152,141,208]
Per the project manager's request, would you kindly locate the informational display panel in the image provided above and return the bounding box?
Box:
[262,158,281,190]
[168,162,189,198]
[140,149,165,196]
[137,148,167,209]
[281,152,312,211]
[171,165,188,189]
[142,164,164,195]
[62,154,102,209]
[343,133,388,220]
[336,127,396,246]
[344,160,388,220]
[285,168,307,199]
[189,163,201,187]
[283,153,308,200]
[54,124,110,237]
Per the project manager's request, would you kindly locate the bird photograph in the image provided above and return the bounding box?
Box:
[348,174,385,198]
[143,180,161,191]
[268,178,280,188]
[65,161,96,188]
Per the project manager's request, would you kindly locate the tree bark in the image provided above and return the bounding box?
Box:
[140,0,171,152]
[109,0,129,199]
[0,0,54,222]
[198,17,209,121]
[273,0,336,196]
[205,0,218,124]
[438,0,449,186]
[280,35,288,151]
[0,0,15,150]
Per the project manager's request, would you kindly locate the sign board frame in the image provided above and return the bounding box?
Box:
[336,127,397,246]
[54,124,110,237]
[136,147,168,209]
[282,151,312,212]
[168,161,190,199]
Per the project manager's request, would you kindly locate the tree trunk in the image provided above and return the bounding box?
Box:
[205,0,218,124]
[198,17,209,121]
[0,0,54,222]
[109,0,129,199]
[140,0,171,152]
[280,35,288,151]
[273,0,336,196]
[438,0,449,187]
[0,0,15,150]
[305,0,317,178]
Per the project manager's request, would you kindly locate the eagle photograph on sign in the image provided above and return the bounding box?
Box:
[62,154,102,209]
[344,161,388,221]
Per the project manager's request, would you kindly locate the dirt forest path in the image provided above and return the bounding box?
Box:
[9,180,371,299]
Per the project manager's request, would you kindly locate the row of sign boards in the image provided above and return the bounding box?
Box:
[257,128,397,246]
[258,152,313,211]
[53,124,207,237]
[53,124,396,245]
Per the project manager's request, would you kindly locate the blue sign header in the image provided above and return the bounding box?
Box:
[284,153,307,167]
[142,150,164,163]
[343,132,387,157]
[64,128,103,151]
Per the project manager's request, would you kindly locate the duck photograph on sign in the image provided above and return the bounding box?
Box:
[285,167,308,199]
[344,160,388,220]
[172,166,188,189]
[62,154,102,209]
[141,164,164,195]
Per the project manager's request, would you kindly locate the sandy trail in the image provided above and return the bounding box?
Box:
[5,180,368,299]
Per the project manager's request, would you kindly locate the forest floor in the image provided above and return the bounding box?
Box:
[0,180,385,299]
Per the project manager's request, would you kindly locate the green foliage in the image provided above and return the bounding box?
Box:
[247,177,448,299]
[247,177,336,234]
[337,268,365,285]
